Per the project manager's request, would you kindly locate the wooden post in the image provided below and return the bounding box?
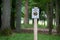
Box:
[34,19,37,40]
[32,7,39,40]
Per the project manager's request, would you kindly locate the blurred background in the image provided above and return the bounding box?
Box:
[0,0,60,40]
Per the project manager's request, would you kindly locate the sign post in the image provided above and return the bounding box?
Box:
[32,7,39,40]
[34,18,37,40]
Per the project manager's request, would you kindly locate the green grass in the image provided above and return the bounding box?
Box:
[21,24,56,29]
[21,24,47,28]
[0,33,60,40]
[21,24,34,28]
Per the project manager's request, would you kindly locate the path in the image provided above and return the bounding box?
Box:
[21,28,57,34]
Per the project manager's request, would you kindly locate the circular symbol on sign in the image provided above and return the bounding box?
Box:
[33,12,37,16]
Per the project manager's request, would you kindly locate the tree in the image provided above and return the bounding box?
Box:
[56,0,60,35]
[0,0,2,29]
[46,0,53,34]
[1,0,11,30]
[15,0,22,32]
[10,0,16,30]
[24,0,29,24]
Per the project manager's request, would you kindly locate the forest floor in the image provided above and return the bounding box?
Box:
[0,33,60,40]
[21,28,56,34]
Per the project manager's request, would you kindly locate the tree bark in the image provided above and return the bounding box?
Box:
[47,0,53,34]
[0,0,2,29]
[15,0,22,32]
[24,0,29,24]
[10,0,16,30]
[1,0,11,30]
[56,0,60,35]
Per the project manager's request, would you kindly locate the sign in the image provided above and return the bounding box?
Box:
[32,7,39,19]
[32,7,39,40]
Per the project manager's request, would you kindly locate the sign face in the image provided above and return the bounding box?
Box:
[32,7,39,19]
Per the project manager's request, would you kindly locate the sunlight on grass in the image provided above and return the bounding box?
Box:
[21,24,47,28]
[21,19,56,29]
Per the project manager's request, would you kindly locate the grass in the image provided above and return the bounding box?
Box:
[21,24,47,28]
[0,33,60,40]
[21,24,56,29]
[21,24,34,28]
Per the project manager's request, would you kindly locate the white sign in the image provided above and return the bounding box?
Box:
[32,7,39,19]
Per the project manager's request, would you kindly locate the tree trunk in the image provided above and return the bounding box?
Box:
[0,0,2,29]
[24,0,29,24]
[47,0,53,34]
[1,0,11,30]
[15,0,21,32]
[10,0,16,30]
[56,0,60,35]
[0,6,1,29]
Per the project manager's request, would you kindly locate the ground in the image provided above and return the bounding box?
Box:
[21,28,56,34]
[0,33,60,40]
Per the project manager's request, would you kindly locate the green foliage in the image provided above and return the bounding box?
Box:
[1,0,55,20]
[21,0,54,19]
[1,28,12,36]
[39,11,46,20]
